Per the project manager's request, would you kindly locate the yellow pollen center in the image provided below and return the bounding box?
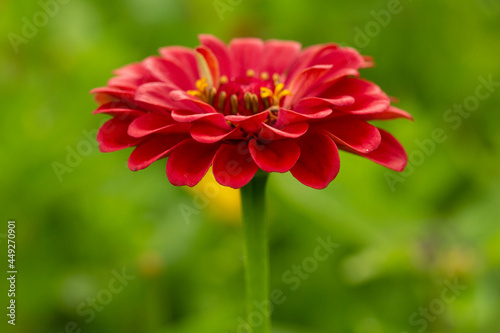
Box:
[187,77,209,100]
[260,83,291,107]
[188,73,291,115]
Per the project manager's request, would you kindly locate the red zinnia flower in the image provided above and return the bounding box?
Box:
[92,35,412,189]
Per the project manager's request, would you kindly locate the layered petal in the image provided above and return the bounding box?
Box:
[166,139,220,186]
[212,143,259,188]
[290,132,340,189]
[143,56,194,90]
[128,134,190,170]
[195,46,220,87]
[229,38,264,78]
[260,122,309,140]
[358,106,414,121]
[135,82,181,110]
[286,65,332,107]
[293,96,355,112]
[306,46,369,84]
[316,117,381,153]
[355,129,408,171]
[199,34,232,78]
[320,77,390,114]
[171,110,223,123]
[97,117,141,152]
[108,63,156,90]
[276,107,332,124]
[287,44,369,84]
[128,113,190,138]
[91,87,135,103]
[93,101,144,117]
[190,116,242,143]
[158,46,198,83]
[225,111,269,134]
[286,44,324,81]
[261,40,302,76]
[169,90,218,114]
[249,139,300,173]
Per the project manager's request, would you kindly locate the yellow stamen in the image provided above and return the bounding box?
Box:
[208,87,216,105]
[187,90,203,98]
[260,87,274,99]
[274,83,291,100]
[250,94,259,114]
[274,83,285,95]
[244,92,252,110]
[230,94,238,114]
[260,83,292,108]
[188,77,211,102]
[218,91,227,110]
[195,53,214,89]
[261,72,270,81]
[187,73,291,115]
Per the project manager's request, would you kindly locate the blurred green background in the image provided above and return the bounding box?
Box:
[1,0,500,332]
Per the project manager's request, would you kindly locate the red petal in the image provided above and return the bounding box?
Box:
[128,134,190,171]
[212,143,259,188]
[249,139,300,173]
[287,44,371,97]
[169,90,217,114]
[359,106,414,121]
[166,139,219,187]
[357,129,408,171]
[320,77,390,114]
[128,113,190,138]
[159,46,198,84]
[229,38,264,78]
[196,46,220,87]
[277,107,331,123]
[135,82,181,110]
[199,34,232,78]
[191,121,241,143]
[93,101,144,117]
[93,108,143,117]
[108,63,156,90]
[260,122,309,140]
[286,44,324,82]
[294,96,355,111]
[225,111,269,134]
[286,65,332,107]
[90,87,135,101]
[143,56,194,90]
[261,40,302,76]
[303,44,340,66]
[318,117,381,153]
[171,110,223,123]
[290,132,340,189]
[97,117,141,152]
[308,46,367,81]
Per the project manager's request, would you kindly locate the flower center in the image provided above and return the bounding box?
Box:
[188,70,291,116]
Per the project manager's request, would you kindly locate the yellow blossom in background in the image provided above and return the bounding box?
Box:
[185,168,242,225]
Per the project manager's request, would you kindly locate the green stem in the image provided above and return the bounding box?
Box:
[240,173,270,333]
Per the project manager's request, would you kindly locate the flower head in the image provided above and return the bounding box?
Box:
[92,35,412,189]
